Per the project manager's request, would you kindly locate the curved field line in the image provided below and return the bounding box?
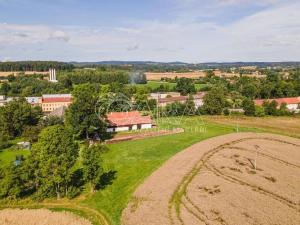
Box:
[228,146,300,169]
[205,162,298,210]
[168,137,300,225]
[0,203,111,225]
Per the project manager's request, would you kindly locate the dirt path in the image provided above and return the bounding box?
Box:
[121,133,300,225]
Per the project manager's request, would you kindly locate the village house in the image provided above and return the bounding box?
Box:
[254,97,300,112]
[156,92,206,108]
[150,92,181,100]
[41,94,72,113]
[0,95,6,106]
[25,97,42,107]
[0,94,72,113]
[0,95,41,107]
[106,111,153,132]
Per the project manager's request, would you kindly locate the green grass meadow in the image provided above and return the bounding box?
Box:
[81,117,252,224]
[0,116,257,225]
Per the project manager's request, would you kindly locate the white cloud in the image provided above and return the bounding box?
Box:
[0,23,70,44]
[0,1,300,62]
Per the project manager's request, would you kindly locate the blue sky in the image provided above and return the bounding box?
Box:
[0,0,300,62]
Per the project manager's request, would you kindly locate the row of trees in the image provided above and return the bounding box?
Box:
[0,125,109,199]
[0,98,42,138]
[201,87,293,117]
[0,61,74,72]
[58,70,130,85]
[0,74,69,97]
[0,70,147,97]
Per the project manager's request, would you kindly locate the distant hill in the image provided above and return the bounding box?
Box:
[71,61,300,69]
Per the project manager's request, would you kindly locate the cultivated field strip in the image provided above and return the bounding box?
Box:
[0,202,111,225]
[122,133,300,225]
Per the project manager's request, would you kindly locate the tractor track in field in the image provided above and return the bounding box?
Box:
[168,137,300,225]
[122,133,300,225]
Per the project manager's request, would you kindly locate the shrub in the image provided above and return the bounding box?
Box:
[223,108,230,116]
[255,106,265,117]
[242,98,255,116]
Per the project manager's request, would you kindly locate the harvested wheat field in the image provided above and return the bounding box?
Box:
[0,208,92,225]
[122,133,300,225]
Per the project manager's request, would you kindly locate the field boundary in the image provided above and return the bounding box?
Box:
[0,202,111,225]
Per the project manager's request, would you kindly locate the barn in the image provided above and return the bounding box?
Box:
[106,111,153,132]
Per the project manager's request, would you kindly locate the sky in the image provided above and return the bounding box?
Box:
[0,0,300,62]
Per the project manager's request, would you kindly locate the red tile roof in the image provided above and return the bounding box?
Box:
[42,97,72,103]
[254,97,300,106]
[106,111,152,127]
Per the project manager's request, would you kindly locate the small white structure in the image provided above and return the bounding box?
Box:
[150,92,181,100]
[49,68,58,83]
[25,97,42,106]
[0,95,6,107]
[17,142,31,150]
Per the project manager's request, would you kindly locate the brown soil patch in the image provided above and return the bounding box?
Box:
[122,133,300,225]
[0,71,49,77]
[145,71,263,81]
[0,208,92,225]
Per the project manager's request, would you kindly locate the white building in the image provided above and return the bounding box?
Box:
[254,97,300,113]
[106,111,153,132]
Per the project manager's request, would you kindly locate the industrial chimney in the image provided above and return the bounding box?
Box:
[49,68,58,83]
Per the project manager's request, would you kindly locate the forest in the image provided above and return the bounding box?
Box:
[0,61,74,72]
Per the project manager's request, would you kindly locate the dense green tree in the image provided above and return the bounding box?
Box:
[0,61,74,72]
[202,87,226,115]
[82,144,108,193]
[134,87,157,111]
[66,84,107,140]
[263,100,278,116]
[242,98,255,116]
[241,83,258,99]
[32,125,79,199]
[0,99,42,137]
[0,158,28,199]
[22,125,42,143]
[255,106,265,117]
[175,78,196,95]
[165,102,185,116]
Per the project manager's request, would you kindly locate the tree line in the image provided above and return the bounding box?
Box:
[0,61,74,72]
[0,70,147,97]
[0,94,114,200]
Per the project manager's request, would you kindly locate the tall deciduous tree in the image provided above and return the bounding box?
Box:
[175,78,196,96]
[203,87,226,115]
[242,98,255,116]
[82,144,108,193]
[66,84,107,140]
[0,98,42,137]
[33,125,79,199]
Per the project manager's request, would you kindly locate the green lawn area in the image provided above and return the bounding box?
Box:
[0,138,30,168]
[0,116,257,225]
[81,117,255,225]
[0,149,30,166]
